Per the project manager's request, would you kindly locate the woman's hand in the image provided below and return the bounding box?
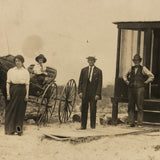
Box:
[79,93,83,99]
[7,95,10,101]
[25,96,28,102]
[95,95,100,100]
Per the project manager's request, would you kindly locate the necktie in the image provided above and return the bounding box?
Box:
[88,66,92,81]
[134,66,139,69]
[134,66,139,74]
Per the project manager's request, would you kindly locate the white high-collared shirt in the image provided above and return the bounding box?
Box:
[33,63,47,75]
[7,67,30,84]
[88,66,94,82]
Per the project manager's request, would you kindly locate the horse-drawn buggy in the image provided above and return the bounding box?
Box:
[0,55,77,125]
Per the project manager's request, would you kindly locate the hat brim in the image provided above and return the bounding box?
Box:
[86,57,97,60]
[132,58,142,61]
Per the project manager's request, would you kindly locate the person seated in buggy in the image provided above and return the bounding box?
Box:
[30,54,48,86]
[28,54,57,96]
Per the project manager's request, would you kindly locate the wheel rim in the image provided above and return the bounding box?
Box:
[59,79,77,123]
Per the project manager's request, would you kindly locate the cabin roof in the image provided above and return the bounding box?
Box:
[113,21,160,29]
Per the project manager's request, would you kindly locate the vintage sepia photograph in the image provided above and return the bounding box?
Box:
[0,0,160,160]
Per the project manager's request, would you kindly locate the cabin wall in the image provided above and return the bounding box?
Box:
[119,29,144,77]
[112,22,160,124]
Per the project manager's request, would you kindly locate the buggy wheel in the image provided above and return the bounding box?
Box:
[37,82,57,125]
[58,79,77,123]
[48,83,58,117]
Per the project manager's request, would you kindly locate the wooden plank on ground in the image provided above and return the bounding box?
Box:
[43,128,160,144]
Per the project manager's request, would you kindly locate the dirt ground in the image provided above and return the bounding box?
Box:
[0,114,160,160]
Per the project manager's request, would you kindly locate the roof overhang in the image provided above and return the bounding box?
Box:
[113,21,160,30]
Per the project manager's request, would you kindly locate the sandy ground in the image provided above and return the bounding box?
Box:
[0,117,160,160]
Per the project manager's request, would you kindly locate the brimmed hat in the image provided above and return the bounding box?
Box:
[35,54,47,63]
[86,56,97,61]
[132,54,142,61]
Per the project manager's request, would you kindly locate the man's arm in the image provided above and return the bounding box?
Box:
[33,64,39,74]
[142,66,154,84]
[6,83,10,100]
[96,69,102,98]
[6,70,11,100]
[25,71,30,101]
[78,69,83,95]
[123,68,131,85]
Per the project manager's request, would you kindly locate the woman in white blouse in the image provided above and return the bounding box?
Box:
[5,55,30,136]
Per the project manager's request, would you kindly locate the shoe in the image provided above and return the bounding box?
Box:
[137,124,143,128]
[130,124,135,127]
[17,132,23,136]
[16,126,23,136]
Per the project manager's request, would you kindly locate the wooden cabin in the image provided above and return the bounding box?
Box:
[112,21,160,124]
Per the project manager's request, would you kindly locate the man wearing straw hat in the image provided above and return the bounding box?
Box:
[123,54,154,127]
[78,56,102,129]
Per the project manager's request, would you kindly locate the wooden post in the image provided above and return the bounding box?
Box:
[137,30,141,54]
[143,29,152,98]
[112,28,121,124]
[149,30,154,98]
[143,29,152,69]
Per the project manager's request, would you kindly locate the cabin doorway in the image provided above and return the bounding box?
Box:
[151,29,160,98]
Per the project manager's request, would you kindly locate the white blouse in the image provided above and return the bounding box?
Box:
[33,63,47,75]
[7,67,30,85]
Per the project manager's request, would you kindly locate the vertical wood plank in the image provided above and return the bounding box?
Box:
[137,30,141,54]
[114,28,121,97]
[143,29,152,98]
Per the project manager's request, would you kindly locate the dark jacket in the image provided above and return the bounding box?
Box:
[78,66,102,99]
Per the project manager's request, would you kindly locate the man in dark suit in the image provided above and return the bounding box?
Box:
[78,56,102,129]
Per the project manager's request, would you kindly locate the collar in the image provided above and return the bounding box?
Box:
[134,65,141,68]
[14,66,24,70]
[89,65,95,68]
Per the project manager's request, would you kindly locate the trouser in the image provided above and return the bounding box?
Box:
[5,84,26,134]
[128,87,145,124]
[81,96,97,129]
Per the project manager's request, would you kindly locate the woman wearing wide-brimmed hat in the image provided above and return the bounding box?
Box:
[34,54,47,74]
[33,54,48,85]
[5,55,30,136]
[123,54,154,127]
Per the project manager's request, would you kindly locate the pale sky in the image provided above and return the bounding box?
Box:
[0,0,160,86]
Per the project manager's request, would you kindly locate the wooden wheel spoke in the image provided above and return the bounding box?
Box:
[68,90,76,103]
[68,101,74,108]
[69,89,76,97]
[66,110,69,120]
[61,94,66,101]
[67,104,72,116]
[62,110,66,122]
[68,93,76,101]
[59,100,69,122]
[63,111,66,122]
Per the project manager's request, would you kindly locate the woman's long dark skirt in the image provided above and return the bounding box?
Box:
[5,84,27,134]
